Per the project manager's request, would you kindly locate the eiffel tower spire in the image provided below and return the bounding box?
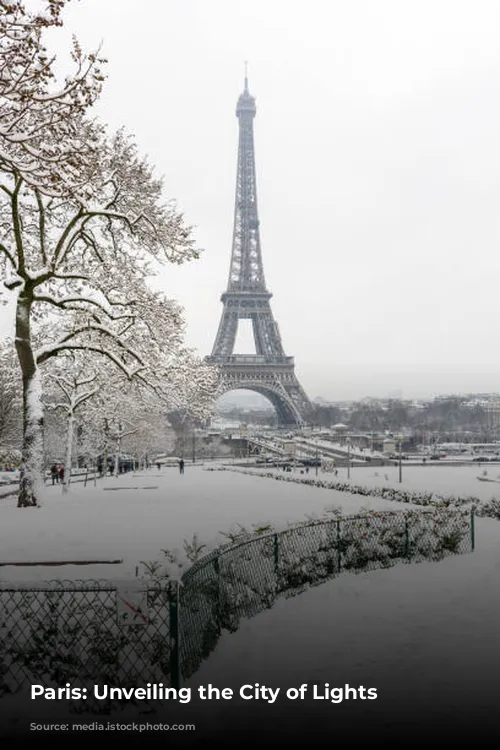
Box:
[207,75,311,426]
[228,70,265,292]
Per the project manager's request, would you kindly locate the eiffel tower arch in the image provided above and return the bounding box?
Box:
[206,74,312,427]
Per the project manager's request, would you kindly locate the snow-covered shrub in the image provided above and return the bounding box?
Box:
[476,498,500,520]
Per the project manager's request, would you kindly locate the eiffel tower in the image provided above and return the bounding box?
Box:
[206,72,312,426]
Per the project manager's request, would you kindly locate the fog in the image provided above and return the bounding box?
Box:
[4,0,500,400]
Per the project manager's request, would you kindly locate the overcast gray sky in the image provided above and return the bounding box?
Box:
[7,0,500,400]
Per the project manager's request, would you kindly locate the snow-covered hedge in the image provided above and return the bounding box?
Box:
[475,498,500,520]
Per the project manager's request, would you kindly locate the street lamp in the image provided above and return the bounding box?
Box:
[397,434,403,483]
[347,438,351,479]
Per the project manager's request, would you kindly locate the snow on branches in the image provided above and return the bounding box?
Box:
[0,2,216,506]
[0,0,106,195]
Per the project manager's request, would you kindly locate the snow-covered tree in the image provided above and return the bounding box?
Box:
[78,354,217,478]
[42,405,65,465]
[42,351,100,491]
[0,2,211,507]
[39,322,217,486]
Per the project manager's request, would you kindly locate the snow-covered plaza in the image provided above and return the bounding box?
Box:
[1,464,500,740]
[0,464,497,653]
[0,464,420,582]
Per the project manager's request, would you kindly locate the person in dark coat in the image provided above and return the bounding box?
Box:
[51,464,58,485]
[58,465,65,482]
[179,459,185,475]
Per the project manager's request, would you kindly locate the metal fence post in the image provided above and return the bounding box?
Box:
[336,519,342,572]
[168,581,180,690]
[470,508,475,552]
[273,534,279,577]
[404,518,410,558]
[213,552,221,624]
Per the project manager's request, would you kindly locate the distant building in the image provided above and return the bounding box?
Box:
[486,401,500,429]
[388,390,403,400]
[382,438,396,455]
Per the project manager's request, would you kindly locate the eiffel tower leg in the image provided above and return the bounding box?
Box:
[215,374,310,427]
[264,391,300,426]
[252,312,284,357]
[272,378,310,426]
[212,311,239,358]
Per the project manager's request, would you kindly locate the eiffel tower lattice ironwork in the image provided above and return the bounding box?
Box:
[206,73,312,426]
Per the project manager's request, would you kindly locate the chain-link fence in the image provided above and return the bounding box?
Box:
[179,508,474,680]
[0,579,177,711]
[0,509,473,703]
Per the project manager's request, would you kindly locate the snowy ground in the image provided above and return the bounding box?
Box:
[0,465,415,583]
[1,464,500,738]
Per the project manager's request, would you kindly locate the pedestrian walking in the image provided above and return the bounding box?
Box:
[58,465,65,483]
[51,464,58,485]
[179,458,185,475]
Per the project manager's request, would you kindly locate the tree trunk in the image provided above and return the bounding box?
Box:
[15,289,44,507]
[114,432,121,478]
[63,410,74,493]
